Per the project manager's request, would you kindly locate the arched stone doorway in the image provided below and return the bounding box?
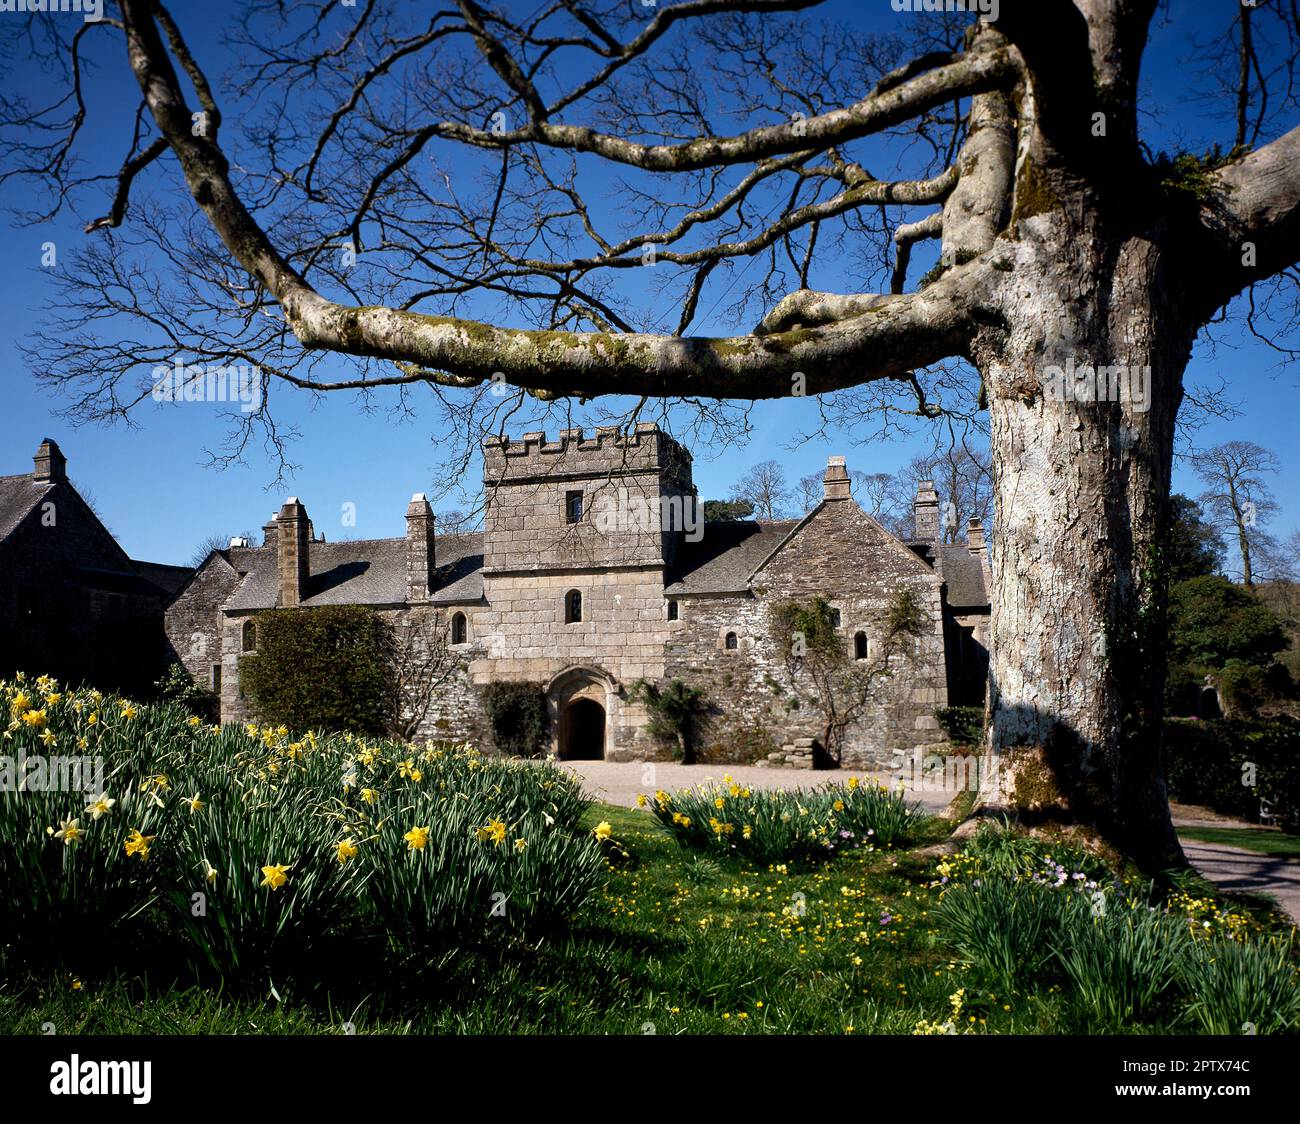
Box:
[548,665,614,760]
[562,697,606,760]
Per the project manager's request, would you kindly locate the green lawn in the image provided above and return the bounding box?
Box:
[1178,825,1300,858]
[1,802,1293,1035]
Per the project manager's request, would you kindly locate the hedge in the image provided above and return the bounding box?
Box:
[1164,716,1300,833]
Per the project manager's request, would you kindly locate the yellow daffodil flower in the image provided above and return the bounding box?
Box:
[260,863,290,889]
[123,829,154,861]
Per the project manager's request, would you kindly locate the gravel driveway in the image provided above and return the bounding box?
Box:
[556,760,956,816]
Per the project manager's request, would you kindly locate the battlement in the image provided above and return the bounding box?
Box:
[483,422,692,487]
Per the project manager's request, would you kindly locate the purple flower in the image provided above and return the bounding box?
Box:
[879,913,892,925]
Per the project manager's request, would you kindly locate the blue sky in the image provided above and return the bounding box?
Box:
[0,0,1296,565]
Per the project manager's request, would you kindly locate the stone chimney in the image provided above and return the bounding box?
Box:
[262,512,279,549]
[966,517,986,562]
[822,455,851,501]
[277,497,310,607]
[33,438,66,483]
[406,493,436,600]
[914,480,940,542]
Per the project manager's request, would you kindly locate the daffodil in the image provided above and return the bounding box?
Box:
[475,818,507,845]
[123,829,154,861]
[184,794,204,813]
[21,709,46,729]
[187,715,202,727]
[514,837,527,852]
[120,703,137,720]
[52,818,82,847]
[84,793,115,820]
[360,787,378,804]
[404,825,430,851]
[593,821,613,842]
[336,838,359,864]
[260,863,290,889]
[202,859,218,884]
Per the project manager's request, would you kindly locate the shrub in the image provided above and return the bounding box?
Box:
[1168,576,1287,670]
[481,681,550,757]
[153,662,219,722]
[1164,715,1300,832]
[646,777,926,864]
[239,606,394,735]
[629,678,708,763]
[935,706,984,747]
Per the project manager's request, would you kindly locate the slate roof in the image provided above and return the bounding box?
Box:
[206,512,987,611]
[664,520,800,595]
[221,533,484,611]
[0,473,54,540]
[131,560,194,597]
[906,540,989,609]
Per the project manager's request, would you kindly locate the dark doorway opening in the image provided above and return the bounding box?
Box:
[562,698,606,760]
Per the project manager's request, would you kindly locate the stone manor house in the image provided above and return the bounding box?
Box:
[166,424,992,769]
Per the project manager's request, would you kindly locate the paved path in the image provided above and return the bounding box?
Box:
[557,763,1300,923]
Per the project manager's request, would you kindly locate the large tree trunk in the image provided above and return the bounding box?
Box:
[972,216,1193,873]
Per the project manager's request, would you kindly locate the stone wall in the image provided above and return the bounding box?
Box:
[665,501,949,769]
[0,480,172,694]
[472,567,671,758]
[164,553,240,698]
[482,424,694,573]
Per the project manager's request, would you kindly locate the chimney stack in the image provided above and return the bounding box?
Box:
[914,480,940,542]
[822,456,851,501]
[966,517,986,561]
[277,497,310,607]
[33,439,66,483]
[406,493,436,600]
[262,512,279,549]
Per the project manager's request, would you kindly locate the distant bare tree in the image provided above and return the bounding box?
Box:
[1192,441,1281,587]
[796,468,900,522]
[388,612,457,741]
[189,530,257,567]
[896,446,993,543]
[731,460,795,521]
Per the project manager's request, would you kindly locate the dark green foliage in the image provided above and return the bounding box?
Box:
[771,595,842,660]
[935,705,983,746]
[481,680,550,757]
[239,606,395,735]
[1164,493,1227,583]
[629,678,708,763]
[1169,576,1287,670]
[702,498,754,522]
[1154,144,1243,202]
[153,661,218,723]
[1164,716,1300,832]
